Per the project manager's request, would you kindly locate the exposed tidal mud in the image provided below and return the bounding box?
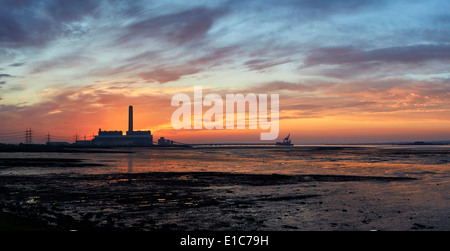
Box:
[0,170,422,231]
[0,146,449,231]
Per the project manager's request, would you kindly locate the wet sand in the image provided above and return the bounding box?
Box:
[0,146,449,231]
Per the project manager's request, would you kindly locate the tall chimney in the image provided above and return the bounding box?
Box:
[128,105,133,132]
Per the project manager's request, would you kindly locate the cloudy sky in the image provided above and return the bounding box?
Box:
[1,0,450,144]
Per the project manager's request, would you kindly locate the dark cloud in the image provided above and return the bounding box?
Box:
[187,46,237,67]
[238,77,450,119]
[0,72,19,90]
[299,44,450,80]
[304,44,450,67]
[303,0,378,8]
[120,7,227,45]
[227,0,386,23]
[8,62,25,67]
[242,80,335,94]
[31,54,91,74]
[121,46,238,84]
[45,0,100,23]
[0,2,54,48]
[244,58,292,71]
[125,50,161,63]
[0,0,101,48]
[0,74,14,78]
[138,67,200,84]
[288,0,385,14]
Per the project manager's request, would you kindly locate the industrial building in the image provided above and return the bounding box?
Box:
[92,106,153,146]
[157,137,174,146]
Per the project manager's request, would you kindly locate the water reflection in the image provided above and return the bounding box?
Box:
[1,145,449,178]
[127,153,133,173]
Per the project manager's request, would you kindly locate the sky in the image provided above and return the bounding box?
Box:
[1,0,450,144]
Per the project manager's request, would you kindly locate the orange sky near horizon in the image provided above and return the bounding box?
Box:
[2,97,449,144]
[1,76,450,144]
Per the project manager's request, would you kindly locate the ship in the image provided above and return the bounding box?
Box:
[276,133,293,146]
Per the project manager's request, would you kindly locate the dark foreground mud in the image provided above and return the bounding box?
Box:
[0,158,104,168]
[0,170,421,231]
[1,146,449,231]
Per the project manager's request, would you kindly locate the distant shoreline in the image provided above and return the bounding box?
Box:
[0,141,449,153]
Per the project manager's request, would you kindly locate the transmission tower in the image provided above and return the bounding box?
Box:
[25,128,32,144]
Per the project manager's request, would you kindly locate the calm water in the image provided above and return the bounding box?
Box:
[1,145,450,179]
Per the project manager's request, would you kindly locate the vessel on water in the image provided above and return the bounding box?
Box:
[276,134,293,146]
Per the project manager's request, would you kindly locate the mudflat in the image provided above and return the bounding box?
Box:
[0,146,449,230]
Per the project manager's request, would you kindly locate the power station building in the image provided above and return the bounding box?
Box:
[92,106,153,146]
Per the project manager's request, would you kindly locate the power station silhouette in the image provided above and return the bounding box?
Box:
[43,105,287,147]
[81,105,174,147]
